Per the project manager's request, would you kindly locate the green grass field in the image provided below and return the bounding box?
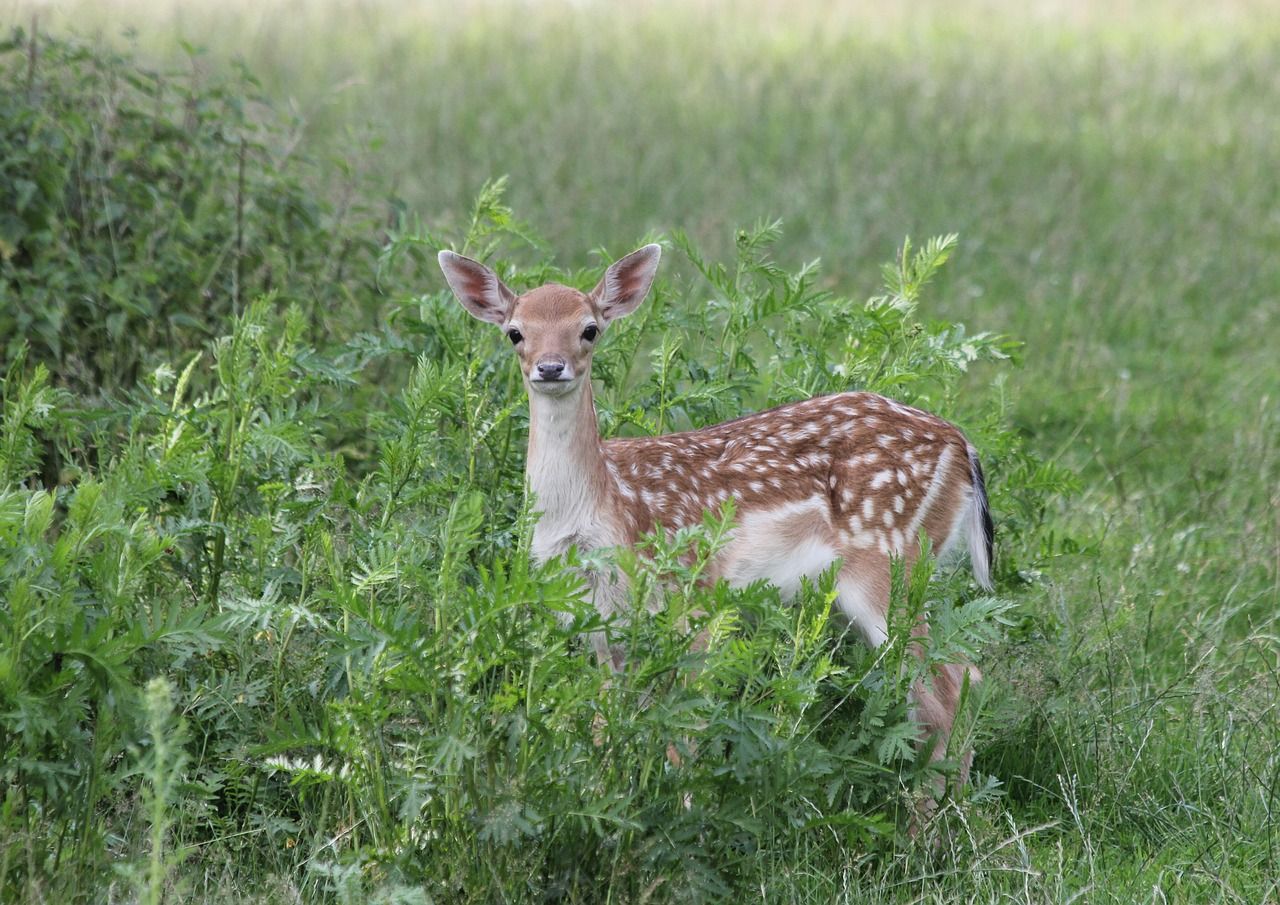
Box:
[1,1,1277,901]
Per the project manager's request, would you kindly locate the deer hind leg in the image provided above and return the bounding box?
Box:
[835,555,979,789]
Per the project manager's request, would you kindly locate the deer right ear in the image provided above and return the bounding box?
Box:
[438,250,517,324]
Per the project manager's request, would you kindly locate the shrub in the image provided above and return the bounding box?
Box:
[0,27,388,398]
[0,30,1071,904]
[0,193,1068,900]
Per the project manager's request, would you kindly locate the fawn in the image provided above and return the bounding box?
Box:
[438,243,993,779]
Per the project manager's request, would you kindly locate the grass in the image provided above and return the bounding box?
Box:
[1,0,1278,901]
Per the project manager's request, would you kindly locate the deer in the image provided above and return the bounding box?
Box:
[438,243,994,788]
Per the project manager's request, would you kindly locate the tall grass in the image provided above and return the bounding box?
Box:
[1,2,1278,901]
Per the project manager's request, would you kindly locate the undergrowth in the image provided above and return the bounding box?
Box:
[0,28,1081,905]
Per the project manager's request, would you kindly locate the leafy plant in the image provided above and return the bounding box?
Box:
[0,31,1072,904]
[0,27,391,399]
[0,193,1066,901]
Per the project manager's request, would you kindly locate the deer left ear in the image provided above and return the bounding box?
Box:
[591,244,661,324]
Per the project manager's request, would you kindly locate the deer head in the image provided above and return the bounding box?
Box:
[438,245,662,398]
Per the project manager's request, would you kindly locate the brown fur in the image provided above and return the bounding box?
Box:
[599,390,971,549]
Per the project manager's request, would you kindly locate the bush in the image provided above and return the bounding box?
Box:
[0,27,388,398]
[0,31,1070,905]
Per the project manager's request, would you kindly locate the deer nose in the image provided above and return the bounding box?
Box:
[536,359,566,380]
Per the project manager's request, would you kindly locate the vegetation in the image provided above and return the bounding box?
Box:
[1,3,1277,902]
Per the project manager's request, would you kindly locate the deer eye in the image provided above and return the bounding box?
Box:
[581,324,599,342]
[507,328,523,345]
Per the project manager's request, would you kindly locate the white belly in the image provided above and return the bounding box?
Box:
[716,496,839,599]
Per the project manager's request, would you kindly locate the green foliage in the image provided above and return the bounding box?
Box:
[5,6,1275,901]
[136,678,191,905]
[0,352,63,486]
[0,156,1062,899]
[0,27,390,397]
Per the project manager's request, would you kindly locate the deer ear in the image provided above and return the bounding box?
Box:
[591,244,661,324]
[438,250,517,325]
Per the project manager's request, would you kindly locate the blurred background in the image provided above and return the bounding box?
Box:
[7,0,1277,450]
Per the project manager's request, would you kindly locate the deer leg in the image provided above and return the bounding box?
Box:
[586,575,626,748]
[834,565,891,648]
[907,626,981,783]
[835,558,979,823]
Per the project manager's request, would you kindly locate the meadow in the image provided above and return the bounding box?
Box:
[0,1,1277,901]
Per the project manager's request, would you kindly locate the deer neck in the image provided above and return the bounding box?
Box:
[525,379,621,558]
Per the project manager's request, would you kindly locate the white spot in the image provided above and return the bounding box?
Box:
[862,498,875,519]
[870,470,893,489]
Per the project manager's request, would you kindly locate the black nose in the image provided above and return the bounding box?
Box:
[536,360,565,380]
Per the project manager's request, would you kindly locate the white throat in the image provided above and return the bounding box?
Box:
[525,381,619,561]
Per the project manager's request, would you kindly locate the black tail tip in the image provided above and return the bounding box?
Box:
[968,448,994,574]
